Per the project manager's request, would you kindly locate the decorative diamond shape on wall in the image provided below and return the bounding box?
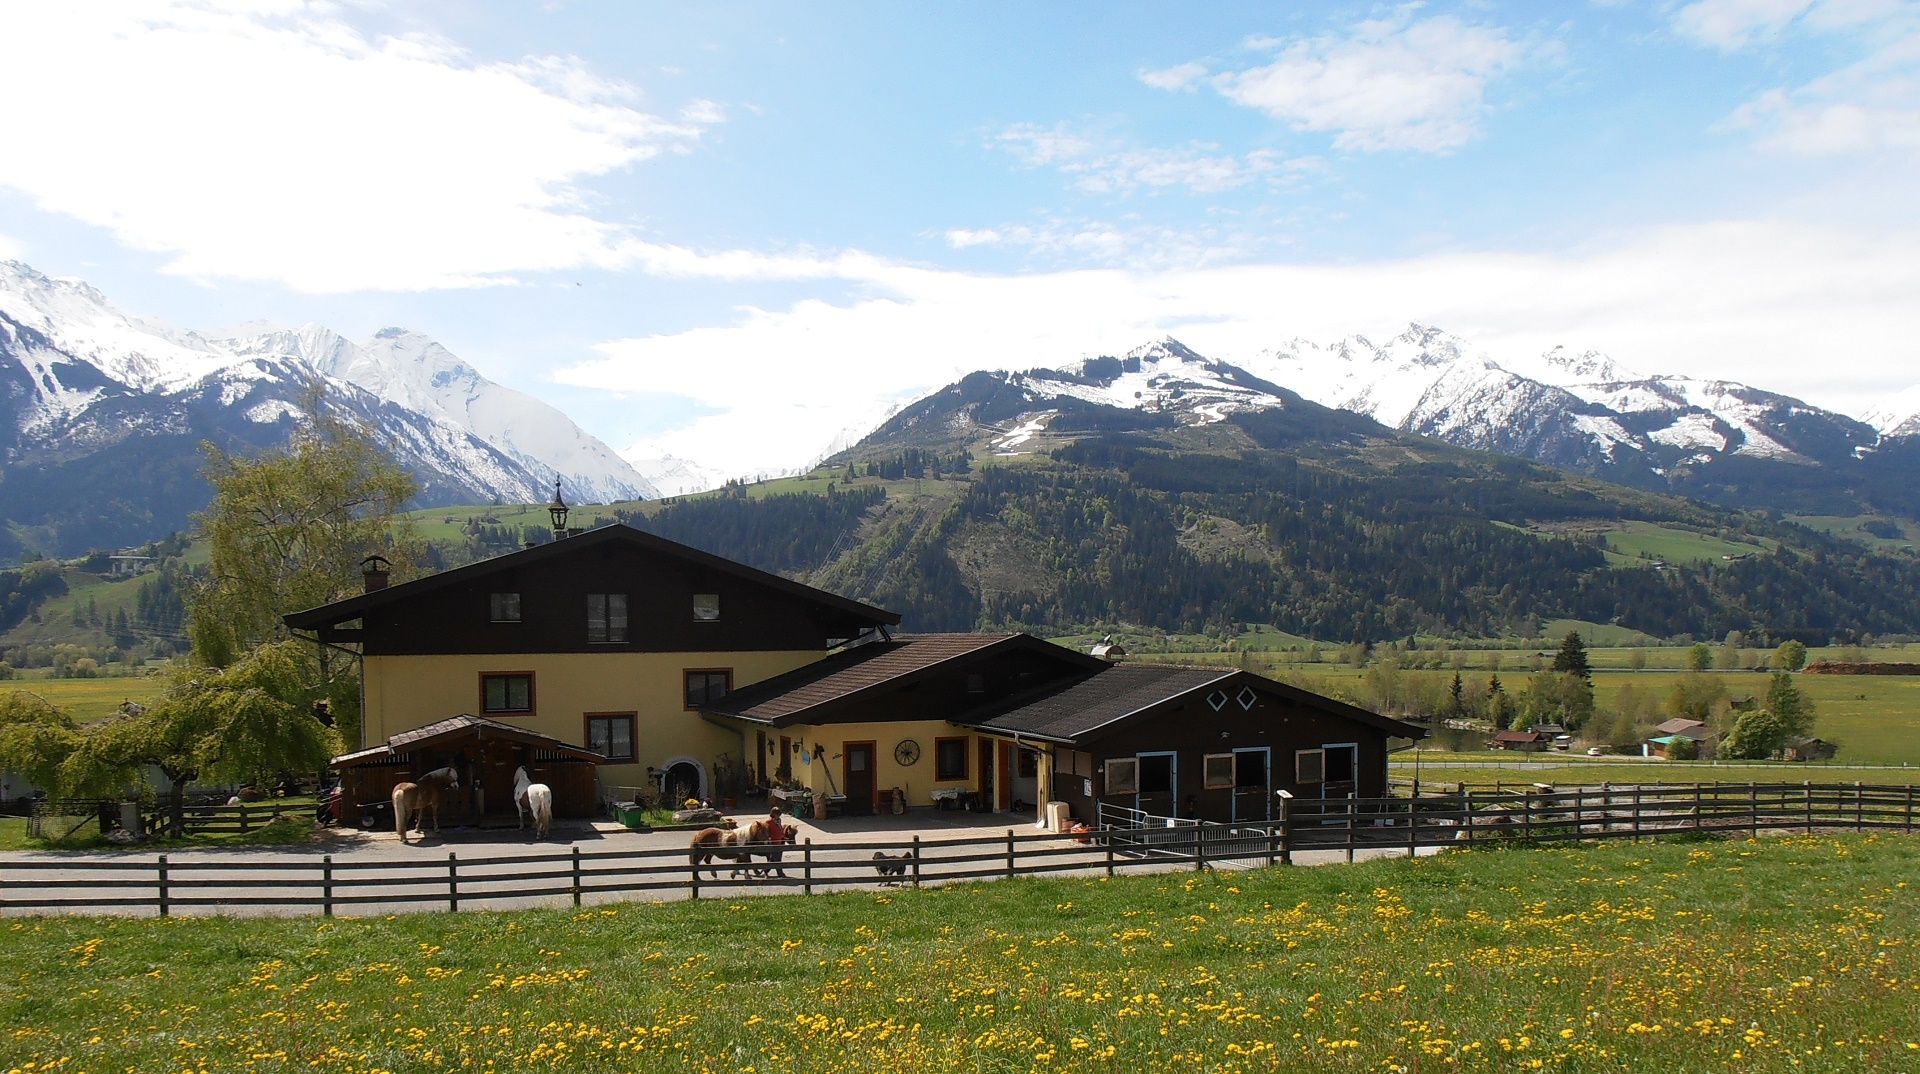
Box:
[1207,690,1229,711]
[1237,686,1258,710]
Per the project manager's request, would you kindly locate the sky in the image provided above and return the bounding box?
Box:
[1,0,1917,479]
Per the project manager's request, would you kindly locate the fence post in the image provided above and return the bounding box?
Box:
[911,835,921,887]
[1104,832,1115,878]
[1194,827,1206,873]
[803,839,813,896]
[1693,784,1703,834]
[1805,781,1814,834]
[1406,797,1418,858]
[1855,781,1864,832]
[1461,789,1473,846]
[322,854,334,918]
[1345,802,1356,865]
[1007,830,1016,880]
[1749,782,1759,839]
[156,854,169,919]
[572,846,582,907]
[1524,791,1534,845]
[1908,785,1915,835]
[1631,788,1642,842]
[1266,823,1277,868]
[1280,800,1294,865]
[448,853,459,912]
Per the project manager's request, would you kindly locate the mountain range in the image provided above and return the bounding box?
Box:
[0,260,664,558]
[862,331,1920,523]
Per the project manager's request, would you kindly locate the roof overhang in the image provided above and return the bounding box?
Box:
[330,714,606,769]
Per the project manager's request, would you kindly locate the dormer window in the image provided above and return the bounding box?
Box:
[490,592,521,622]
[693,593,720,621]
[587,593,628,643]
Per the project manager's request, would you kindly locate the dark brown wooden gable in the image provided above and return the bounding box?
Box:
[358,536,878,655]
[797,644,1097,726]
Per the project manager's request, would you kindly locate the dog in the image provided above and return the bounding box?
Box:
[872,850,912,885]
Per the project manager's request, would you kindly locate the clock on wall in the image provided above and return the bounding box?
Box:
[894,739,921,766]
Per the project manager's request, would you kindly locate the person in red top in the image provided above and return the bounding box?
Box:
[765,805,786,844]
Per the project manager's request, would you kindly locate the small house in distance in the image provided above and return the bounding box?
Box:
[1648,717,1718,760]
[1490,730,1547,752]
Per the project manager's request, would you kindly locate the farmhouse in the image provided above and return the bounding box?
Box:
[287,523,1422,826]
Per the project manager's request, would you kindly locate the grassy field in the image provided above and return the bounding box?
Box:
[2,676,168,723]
[0,833,1913,1072]
[1788,514,1917,553]
[1593,521,1775,566]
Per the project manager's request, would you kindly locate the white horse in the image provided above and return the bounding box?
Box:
[392,766,459,842]
[514,766,554,839]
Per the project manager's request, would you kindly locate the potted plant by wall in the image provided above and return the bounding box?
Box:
[713,752,741,808]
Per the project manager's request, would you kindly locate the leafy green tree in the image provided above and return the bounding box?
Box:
[1447,672,1465,718]
[1763,672,1815,736]
[78,642,340,836]
[1770,640,1809,672]
[1553,632,1591,678]
[0,690,83,793]
[188,396,419,668]
[1487,674,1516,730]
[1664,674,1727,723]
[1723,709,1790,760]
[1687,643,1714,672]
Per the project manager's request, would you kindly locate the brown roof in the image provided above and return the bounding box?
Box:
[1492,729,1545,743]
[975,665,1428,743]
[1655,718,1713,740]
[704,633,1104,725]
[285,523,898,631]
[331,714,606,768]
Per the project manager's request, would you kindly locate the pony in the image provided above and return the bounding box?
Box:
[514,766,554,839]
[688,821,800,879]
[391,766,459,842]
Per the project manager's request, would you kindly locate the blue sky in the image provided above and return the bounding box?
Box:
[1,1,1917,476]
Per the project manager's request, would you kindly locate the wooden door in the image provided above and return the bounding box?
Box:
[843,742,876,816]
[1322,743,1358,801]
[978,740,995,811]
[1136,751,1176,817]
[1232,747,1270,822]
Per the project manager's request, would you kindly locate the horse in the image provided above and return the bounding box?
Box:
[514,766,554,839]
[391,766,459,842]
[688,821,799,879]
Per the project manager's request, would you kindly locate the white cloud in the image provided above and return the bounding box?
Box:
[1200,10,1524,152]
[0,234,23,261]
[556,219,1920,480]
[0,2,722,292]
[1714,6,1920,153]
[993,124,1296,195]
[1138,62,1208,91]
[1674,0,1816,50]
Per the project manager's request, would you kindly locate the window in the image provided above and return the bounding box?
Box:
[1104,758,1139,795]
[1324,744,1356,784]
[934,737,969,781]
[585,713,636,762]
[1137,754,1173,794]
[965,672,985,694]
[1053,749,1094,778]
[693,593,720,621]
[1017,748,1038,778]
[481,673,533,715]
[684,669,732,709]
[1296,748,1326,784]
[587,593,628,643]
[1236,750,1268,788]
[489,592,521,622]
[1203,753,1236,789]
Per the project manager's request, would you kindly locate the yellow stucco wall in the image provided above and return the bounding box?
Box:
[361,651,821,796]
[768,721,1051,821]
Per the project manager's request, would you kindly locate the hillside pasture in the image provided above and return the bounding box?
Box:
[0,833,1913,1073]
[1593,520,1774,565]
[3,676,165,723]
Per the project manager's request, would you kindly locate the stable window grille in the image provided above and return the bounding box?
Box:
[693,593,720,621]
[1203,753,1236,789]
[481,673,533,715]
[1104,758,1139,795]
[1296,748,1325,784]
[935,737,969,781]
[684,670,732,709]
[586,593,628,643]
[489,592,521,622]
[586,714,635,762]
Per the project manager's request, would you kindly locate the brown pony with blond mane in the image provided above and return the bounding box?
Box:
[688,820,798,879]
[392,766,459,842]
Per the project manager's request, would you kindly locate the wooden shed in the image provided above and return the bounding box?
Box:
[329,714,605,826]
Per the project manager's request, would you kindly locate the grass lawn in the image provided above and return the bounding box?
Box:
[0,814,318,851]
[1,834,1914,1073]
[1594,521,1774,566]
[3,676,167,723]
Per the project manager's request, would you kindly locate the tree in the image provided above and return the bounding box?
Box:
[188,394,419,668]
[1553,631,1591,678]
[1487,674,1516,730]
[79,642,339,836]
[1770,640,1809,672]
[1722,709,1789,760]
[1687,643,1714,672]
[1665,674,1727,724]
[1447,671,1465,718]
[1764,672,1815,736]
[0,690,82,793]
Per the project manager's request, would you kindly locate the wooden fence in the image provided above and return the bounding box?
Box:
[1,782,1913,917]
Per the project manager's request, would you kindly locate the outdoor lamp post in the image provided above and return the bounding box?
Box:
[547,481,569,538]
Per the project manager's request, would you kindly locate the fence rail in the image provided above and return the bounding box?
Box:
[2,782,1913,917]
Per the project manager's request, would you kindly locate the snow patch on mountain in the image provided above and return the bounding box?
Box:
[1864,384,1920,440]
[1013,338,1285,421]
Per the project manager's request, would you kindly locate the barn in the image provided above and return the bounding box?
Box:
[329,714,604,826]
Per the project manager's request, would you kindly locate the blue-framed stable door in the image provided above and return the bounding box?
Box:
[1321,742,1358,800]
[1232,747,1271,822]
[1135,751,1177,816]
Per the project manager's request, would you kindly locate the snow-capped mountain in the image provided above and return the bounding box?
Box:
[1864,385,1920,441]
[0,260,655,558]
[626,454,732,498]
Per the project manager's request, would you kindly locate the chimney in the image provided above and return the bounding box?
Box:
[360,554,391,593]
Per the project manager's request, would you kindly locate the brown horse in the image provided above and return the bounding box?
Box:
[688,820,798,879]
[392,766,460,842]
